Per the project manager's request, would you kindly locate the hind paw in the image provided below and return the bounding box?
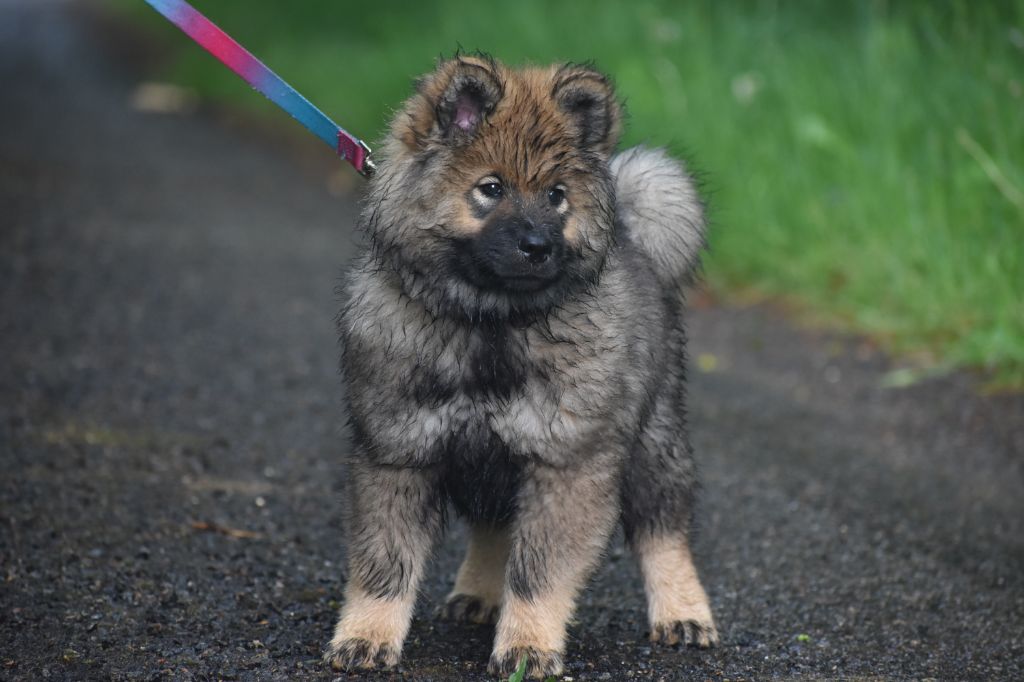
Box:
[650,619,719,649]
[441,593,500,624]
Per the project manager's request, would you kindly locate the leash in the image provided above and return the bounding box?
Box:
[144,0,376,178]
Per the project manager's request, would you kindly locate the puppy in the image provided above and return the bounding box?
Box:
[325,55,718,678]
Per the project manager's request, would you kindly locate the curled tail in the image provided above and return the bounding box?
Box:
[611,146,707,287]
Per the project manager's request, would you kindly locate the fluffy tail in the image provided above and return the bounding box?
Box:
[611,146,706,287]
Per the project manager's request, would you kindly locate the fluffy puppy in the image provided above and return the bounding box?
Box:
[325,55,717,678]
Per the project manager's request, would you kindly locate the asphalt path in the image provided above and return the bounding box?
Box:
[2,2,1022,680]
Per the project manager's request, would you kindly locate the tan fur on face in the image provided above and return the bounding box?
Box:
[451,64,612,192]
[562,214,581,245]
[394,57,621,246]
[450,199,487,236]
[329,586,416,654]
[448,525,510,618]
[635,535,717,640]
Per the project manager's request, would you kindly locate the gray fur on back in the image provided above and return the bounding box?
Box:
[611,146,706,286]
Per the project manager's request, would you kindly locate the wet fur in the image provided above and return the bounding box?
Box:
[326,55,718,678]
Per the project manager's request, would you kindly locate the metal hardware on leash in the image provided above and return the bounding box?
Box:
[144,0,376,178]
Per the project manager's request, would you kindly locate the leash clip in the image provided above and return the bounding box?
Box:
[359,145,377,179]
[338,133,376,179]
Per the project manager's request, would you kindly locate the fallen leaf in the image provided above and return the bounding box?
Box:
[189,521,262,539]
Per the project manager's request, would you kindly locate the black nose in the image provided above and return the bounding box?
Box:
[518,232,553,264]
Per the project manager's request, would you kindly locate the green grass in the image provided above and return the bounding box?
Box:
[112,0,1024,386]
[507,655,527,682]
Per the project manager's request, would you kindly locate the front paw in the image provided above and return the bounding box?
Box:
[650,619,719,649]
[323,637,400,671]
[441,593,500,624]
[488,646,563,679]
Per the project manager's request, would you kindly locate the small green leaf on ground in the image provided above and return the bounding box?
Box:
[508,654,528,682]
[697,353,719,373]
[796,633,811,643]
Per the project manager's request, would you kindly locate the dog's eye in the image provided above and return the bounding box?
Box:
[548,186,566,206]
[478,182,503,199]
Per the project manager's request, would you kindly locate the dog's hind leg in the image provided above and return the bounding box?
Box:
[324,460,443,671]
[621,393,718,648]
[443,524,509,624]
[632,532,717,647]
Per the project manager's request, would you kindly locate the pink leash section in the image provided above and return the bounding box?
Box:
[144,0,376,178]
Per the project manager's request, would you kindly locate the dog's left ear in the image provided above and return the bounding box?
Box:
[399,56,504,150]
[553,65,622,156]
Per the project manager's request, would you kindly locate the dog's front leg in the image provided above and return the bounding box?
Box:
[325,459,443,671]
[488,455,620,679]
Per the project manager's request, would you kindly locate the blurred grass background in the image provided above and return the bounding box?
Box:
[110,0,1024,386]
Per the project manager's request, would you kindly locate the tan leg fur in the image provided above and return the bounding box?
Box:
[325,586,415,669]
[495,588,575,656]
[444,525,510,624]
[488,461,620,678]
[635,534,719,648]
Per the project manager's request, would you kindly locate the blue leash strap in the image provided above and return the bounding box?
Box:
[144,0,375,177]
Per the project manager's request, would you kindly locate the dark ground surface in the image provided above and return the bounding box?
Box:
[2,2,1023,680]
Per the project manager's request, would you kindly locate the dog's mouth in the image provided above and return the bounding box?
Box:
[497,272,561,292]
[462,261,563,293]
[450,237,565,293]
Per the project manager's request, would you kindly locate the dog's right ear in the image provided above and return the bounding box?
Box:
[398,56,504,150]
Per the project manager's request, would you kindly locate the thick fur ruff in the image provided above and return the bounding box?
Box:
[325,55,718,679]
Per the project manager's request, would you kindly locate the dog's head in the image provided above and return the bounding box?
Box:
[364,55,623,318]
